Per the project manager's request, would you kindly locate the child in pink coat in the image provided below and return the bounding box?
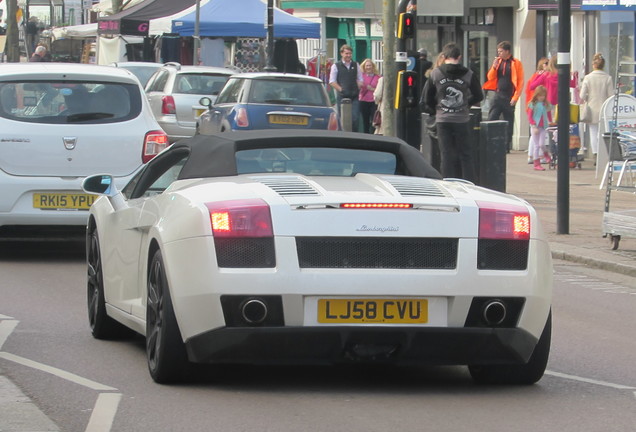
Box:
[527,85,553,171]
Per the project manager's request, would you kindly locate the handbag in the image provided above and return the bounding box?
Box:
[372,110,382,127]
[580,103,593,123]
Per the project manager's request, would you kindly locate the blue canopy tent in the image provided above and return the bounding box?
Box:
[171,0,320,38]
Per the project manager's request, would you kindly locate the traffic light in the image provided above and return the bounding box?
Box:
[394,70,418,109]
[397,12,415,39]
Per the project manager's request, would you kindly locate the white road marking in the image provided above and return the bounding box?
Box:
[546,370,636,390]
[0,352,117,391]
[85,393,122,432]
[0,314,14,320]
[0,320,18,350]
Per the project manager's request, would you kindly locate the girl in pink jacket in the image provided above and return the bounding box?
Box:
[527,85,553,171]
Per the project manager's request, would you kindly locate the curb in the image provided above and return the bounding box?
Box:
[550,246,636,278]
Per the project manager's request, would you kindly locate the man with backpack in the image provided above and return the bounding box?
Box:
[421,42,483,181]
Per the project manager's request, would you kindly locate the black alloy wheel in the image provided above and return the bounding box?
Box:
[87,225,129,339]
[146,249,189,383]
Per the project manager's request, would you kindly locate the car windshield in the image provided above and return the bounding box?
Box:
[174,74,229,95]
[249,80,328,106]
[236,147,397,176]
[0,81,141,124]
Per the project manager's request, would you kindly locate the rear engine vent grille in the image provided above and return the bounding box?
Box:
[296,237,458,269]
[477,239,529,270]
[254,176,320,196]
[215,238,276,268]
[384,178,447,197]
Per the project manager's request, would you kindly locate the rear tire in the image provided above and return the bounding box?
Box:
[87,226,131,339]
[146,249,189,383]
[469,312,551,385]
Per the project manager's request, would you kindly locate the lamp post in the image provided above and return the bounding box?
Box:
[263,0,276,71]
[193,0,201,65]
[557,0,571,234]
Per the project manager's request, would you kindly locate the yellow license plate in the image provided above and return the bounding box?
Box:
[195,108,205,118]
[269,115,308,125]
[33,193,97,210]
[318,299,428,324]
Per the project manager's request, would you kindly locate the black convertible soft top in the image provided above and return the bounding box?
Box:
[172,130,442,180]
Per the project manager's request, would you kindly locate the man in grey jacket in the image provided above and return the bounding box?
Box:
[421,42,484,181]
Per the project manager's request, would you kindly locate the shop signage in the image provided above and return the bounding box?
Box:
[354,20,367,37]
[529,0,582,9]
[417,0,465,16]
[98,19,150,36]
[602,94,636,132]
[581,0,636,10]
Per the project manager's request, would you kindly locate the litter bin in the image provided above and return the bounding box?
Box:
[469,107,482,184]
[479,120,507,192]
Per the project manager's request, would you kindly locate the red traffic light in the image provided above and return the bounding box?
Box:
[397,12,415,39]
[394,71,418,109]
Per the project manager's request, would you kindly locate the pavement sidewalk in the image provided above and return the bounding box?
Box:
[1,150,636,432]
[505,150,636,276]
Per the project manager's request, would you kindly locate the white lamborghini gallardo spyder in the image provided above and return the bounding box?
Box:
[82,130,552,384]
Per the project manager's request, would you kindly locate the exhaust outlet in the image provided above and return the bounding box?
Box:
[483,300,506,325]
[241,299,268,324]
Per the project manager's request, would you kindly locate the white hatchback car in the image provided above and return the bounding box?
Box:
[0,63,169,233]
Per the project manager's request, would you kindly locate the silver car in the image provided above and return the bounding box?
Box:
[144,62,234,142]
[0,63,168,232]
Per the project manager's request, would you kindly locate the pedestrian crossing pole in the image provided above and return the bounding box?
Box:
[395,0,420,148]
[557,0,571,234]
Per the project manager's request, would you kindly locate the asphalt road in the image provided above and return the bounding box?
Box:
[1,238,636,432]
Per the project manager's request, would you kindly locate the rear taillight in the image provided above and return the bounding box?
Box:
[206,199,273,238]
[236,108,249,128]
[328,112,339,130]
[161,96,176,115]
[142,130,169,163]
[477,202,530,240]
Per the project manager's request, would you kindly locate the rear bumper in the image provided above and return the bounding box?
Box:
[185,326,538,366]
[156,117,195,142]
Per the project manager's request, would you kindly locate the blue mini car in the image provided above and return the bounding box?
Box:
[197,72,340,134]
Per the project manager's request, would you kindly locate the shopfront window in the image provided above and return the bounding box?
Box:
[545,12,559,57]
[598,12,635,88]
[466,31,493,85]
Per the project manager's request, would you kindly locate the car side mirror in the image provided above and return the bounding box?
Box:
[82,174,128,211]
[83,174,116,195]
[199,96,212,108]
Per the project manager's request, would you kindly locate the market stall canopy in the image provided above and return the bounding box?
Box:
[51,23,98,39]
[149,0,211,35]
[90,0,146,15]
[98,0,196,36]
[171,0,320,38]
